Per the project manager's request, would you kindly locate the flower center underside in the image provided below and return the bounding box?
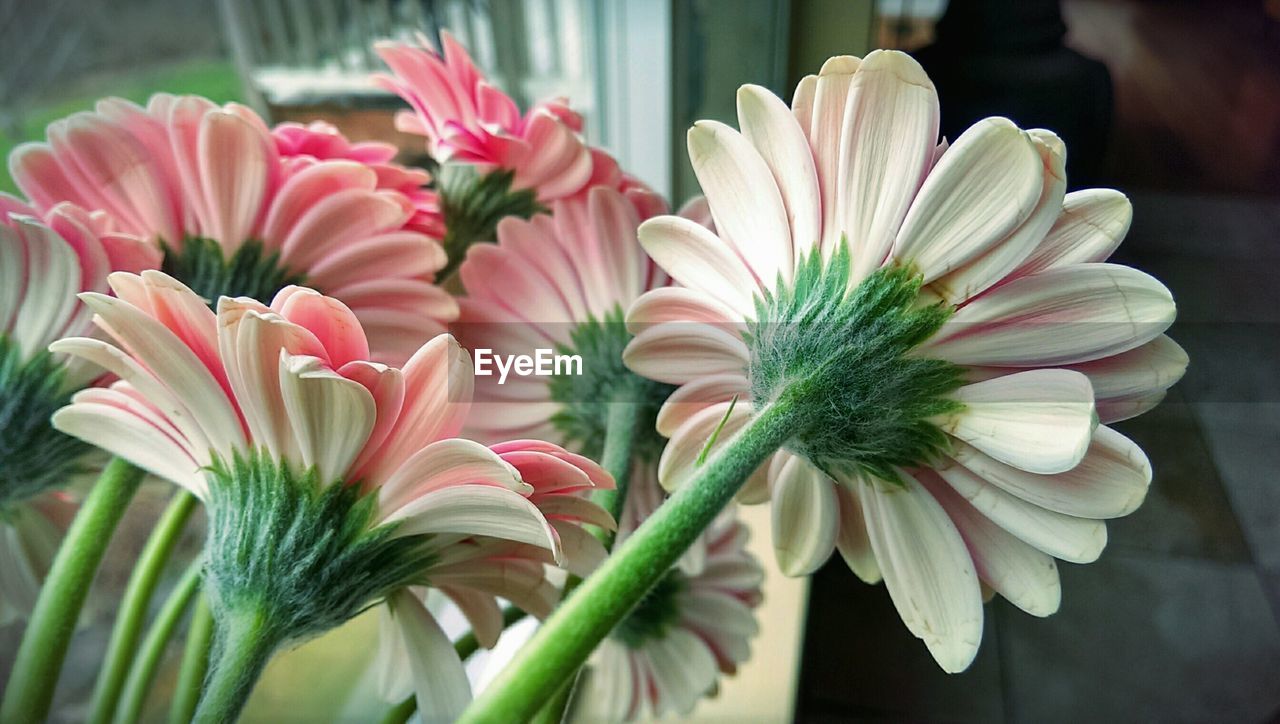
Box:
[612,569,685,648]
[746,246,964,482]
[0,336,90,508]
[161,237,306,306]
[547,307,675,462]
[437,164,545,281]
[202,451,431,644]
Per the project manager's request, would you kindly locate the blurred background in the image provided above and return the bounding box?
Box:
[1,0,1278,721]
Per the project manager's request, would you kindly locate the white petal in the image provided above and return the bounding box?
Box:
[637,215,758,318]
[278,353,375,484]
[836,50,940,282]
[737,84,821,259]
[1013,188,1131,276]
[809,55,861,252]
[655,373,751,436]
[929,128,1067,303]
[372,603,413,702]
[919,471,1061,616]
[925,263,1176,366]
[439,585,504,649]
[1065,334,1188,400]
[933,461,1107,563]
[832,475,882,583]
[1097,390,1166,424]
[688,120,793,284]
[386,592,471,722]
[936,369,1095,474]
[623,322,749,386]
[790,74,818,138]
[550,518,608,577]
[384,485,557,556]
[657,401,757,492]
[949,425,1151,518]
[861,473,983,673]
[770,454,838,575]
[376,438,522,520]
[625,287,744,335]
[52,403,206,496]
[893,117,1043,282]
[644,628,719,715]
[8,218,79,357]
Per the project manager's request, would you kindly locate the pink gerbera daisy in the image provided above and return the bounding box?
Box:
[622,51,1186,672]
[49,272,612,720]
[375,31,593,202]
[0,197,157,620]
[375,32,633,281]
[456,184,671,447]
[9,95,454,364]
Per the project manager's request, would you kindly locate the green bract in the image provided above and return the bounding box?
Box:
[437,164,544,280]
[746,244,965,482]
[202,451,430,646]
[610,569,685,649]
[161,237,306,305]
[0,336,91,509]
[547,307,675,463]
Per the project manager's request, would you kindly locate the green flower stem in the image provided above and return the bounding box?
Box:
[116,557,203,723]
[530,676,576,724]
[533,400,643,724]
[457,390,804,724]
[89,489,199,724]
[377,696,418,724]
[1,458,147,723]
[169,593,214,724]
[593,400,642,536]
[192,605,277,724]
[380,606,529,724]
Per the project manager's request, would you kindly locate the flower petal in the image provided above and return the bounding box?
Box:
[948,425,1151,519]
[925,263,1177,367]
[623,322,749,386]
[936,369,1095,474]
[919,470,1061,617]
[892,117,1043,282]
[861,473,983,673]
[832,475,882,584]
[1012,188,1131,276]
[278,353,375,484]
[770,454,838,575]
[384,485,557,556]
[929,129,1067,303]
[737,84,821,259]
[808,55,861,251]
[386,591,471,723]
[376,438,523,519]
[637,213,758,321]
[933,461,1107,563]
[655,373,751,436]
[836,50,940,282]
[687,120,793,284]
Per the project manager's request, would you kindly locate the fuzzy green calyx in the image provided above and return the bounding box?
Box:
[201,450,430,648]
[746,245,964,482]
[436,164,545,281]
[161,237,306,305]
[0,336,91,509]
[611,569,685,648]
[547,307,675,463]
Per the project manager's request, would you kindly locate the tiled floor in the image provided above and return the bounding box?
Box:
[796,192,1280,723]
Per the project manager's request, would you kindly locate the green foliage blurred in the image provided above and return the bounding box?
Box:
[0,60,241,195]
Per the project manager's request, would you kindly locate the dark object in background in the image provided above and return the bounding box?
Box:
[914,0,1112,188]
